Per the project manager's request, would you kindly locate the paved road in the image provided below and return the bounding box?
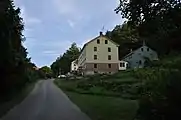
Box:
[1,80,91,120]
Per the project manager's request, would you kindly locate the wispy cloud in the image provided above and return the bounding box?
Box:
[27,18,41,25]
[52,0,78,15]
[67,20,75,28]
[20,6,42,25]
[52,0,122,29]
[42,50,60,56]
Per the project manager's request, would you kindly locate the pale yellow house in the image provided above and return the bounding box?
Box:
[77,32,120,75]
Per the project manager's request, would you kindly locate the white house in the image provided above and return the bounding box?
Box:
[70,59,78,72]
[122,41,158,69]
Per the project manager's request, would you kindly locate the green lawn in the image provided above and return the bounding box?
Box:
[0,82,35,118]
[65,91,138,120]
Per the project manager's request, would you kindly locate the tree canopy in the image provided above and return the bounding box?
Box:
[115,0,181,119]
[51,43,80,76]
[115,0,181,55]
[106,22,142,59]
[0,0,39,99]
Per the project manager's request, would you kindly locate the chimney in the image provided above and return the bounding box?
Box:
[130,49,133,53]
[100,31,103,36]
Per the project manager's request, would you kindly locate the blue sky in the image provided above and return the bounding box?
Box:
[14,0,123,67]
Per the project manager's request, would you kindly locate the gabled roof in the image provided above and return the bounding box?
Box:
[80,34,119,53]
[122,44,157,60]
[122,52,134,59]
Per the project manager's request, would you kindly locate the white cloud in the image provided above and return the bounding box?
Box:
[27,18,42,25]
[52,0,85,22]
[42,50,60,56]
[67,20,75,28]
[53,0,78,15]
[40,40,73,57]
[52,0,122,27]
[43,51,57,54]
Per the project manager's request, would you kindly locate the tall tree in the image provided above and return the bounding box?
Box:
[51,42,80,75]
[106,22,141,59]
[115,0,181,55]
[115,1,181,119]
[39,66,53,78]
[0,0,37,98]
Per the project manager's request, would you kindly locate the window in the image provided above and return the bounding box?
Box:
[126,63,128,68]
[74,64,76,66]
[97,39,100,44]
[139,60,142,65]
[147,48,149,51]
[108,47,111,52]
[108,55,111,60]
[105,40,108,44]
[141,48,143,51]
[94,47,97,51]
[94,55,97,60]
[120,63,123,67]
[108,64,111,68]
[120,63,125,67]
[123,63,125,67]
[94,64,97,68]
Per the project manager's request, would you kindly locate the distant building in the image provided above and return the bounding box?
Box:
[77,32,121,75]
[122,41,158,68]
[70,59,78,72]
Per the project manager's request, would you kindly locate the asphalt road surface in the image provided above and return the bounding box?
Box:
[1,80,91,120]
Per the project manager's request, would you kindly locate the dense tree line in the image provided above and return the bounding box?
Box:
[38,66,53,79]
[115,0,181,120]
[51,43,80,76]
[0,0,39,100]
[115,0,181,56]
[106,22,142,59]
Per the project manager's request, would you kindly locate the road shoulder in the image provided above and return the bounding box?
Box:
[0,82,36,118]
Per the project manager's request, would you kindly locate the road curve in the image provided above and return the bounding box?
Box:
[1,80,91,120]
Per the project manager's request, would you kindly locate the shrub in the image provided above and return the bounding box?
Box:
[135,69,181,120]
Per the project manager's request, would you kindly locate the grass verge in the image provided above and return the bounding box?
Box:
[0,82,35,118]
[54,78,138,120]
[65,91,138,120]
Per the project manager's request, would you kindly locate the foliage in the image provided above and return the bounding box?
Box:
[51,42,80,76]
[39,66,53,78]
[106,22,142,59]
[0,0,38,99]
[134,69,181,120]
[115,0,181,55]
[54,72,140,99]
[114,1,181,117]
[55,54,181,120]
